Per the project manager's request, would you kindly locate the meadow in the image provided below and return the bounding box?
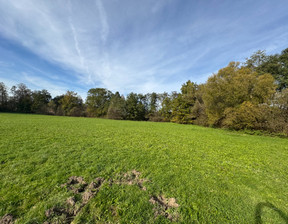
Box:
[0,113,287,223]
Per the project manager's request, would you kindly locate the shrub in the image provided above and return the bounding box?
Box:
[223,101,261,130]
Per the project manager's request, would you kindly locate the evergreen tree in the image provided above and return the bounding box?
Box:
[107,92,126,120]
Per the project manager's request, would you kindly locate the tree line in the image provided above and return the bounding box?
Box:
[1,48,287,135]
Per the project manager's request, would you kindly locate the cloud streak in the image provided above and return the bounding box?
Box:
[0,0,288,96]
[95,0,109,43]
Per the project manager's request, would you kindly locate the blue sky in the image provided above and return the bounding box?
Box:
[0,0,288,99]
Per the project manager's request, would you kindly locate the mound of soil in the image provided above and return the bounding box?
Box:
[82,177,104,204]
[45,176,104,224]
[116,170,148,191]
[149,195,179,221]
[0,214,14,224]
[61,176,88,193]
[43,171,180,223]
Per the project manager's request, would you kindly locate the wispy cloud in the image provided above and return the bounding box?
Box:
[0,61,14,67]
[95,0,109,43]
[0,0,287,96]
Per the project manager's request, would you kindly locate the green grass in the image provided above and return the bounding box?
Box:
[0,113,288,223]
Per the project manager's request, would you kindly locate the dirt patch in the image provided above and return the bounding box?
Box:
[116,170,148,191]
[149,195,179,208]
[110,206,118,217]
[45,172,147,223]
[44,172,180,223]
[149,195,180,221]
[0,214,14,224]
[82,177,104,204]
[45,176,104,224]
[66,197,76,207]
[45,207,70,218]
[61,176,88,193]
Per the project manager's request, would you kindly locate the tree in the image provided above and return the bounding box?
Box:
[60,91,83,116]
[171,80,198,124]
[245,49,288,90]
[10,83,32,113]
[267,89,288,134]
[31,89,51,114]
[245,50,268,69]
[274,88,288,110]
[223,101,261,130]
[203,62,276,126]
[159,92,177,122]
[47,100,57,115]
[276,48,288,90]
[125,93,147,121]
[0,82,8,111]
[107,92,126,120]
[86,88,112,117]
[48,95,65,115]
[146,92,158,120]
[190,84,208,126]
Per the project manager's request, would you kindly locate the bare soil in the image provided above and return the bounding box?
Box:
[44,176,104,224]
[44,171,180,223]
[0,214,14,224]
[149,195,180,221]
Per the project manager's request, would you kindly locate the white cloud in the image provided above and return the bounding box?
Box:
[0,0,288,96]
[0,0,206,95]
[95,0,109,43]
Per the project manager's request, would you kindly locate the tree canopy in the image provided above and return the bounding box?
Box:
[1,47,288,135]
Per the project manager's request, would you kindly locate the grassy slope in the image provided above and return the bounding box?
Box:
[0,113,287,223]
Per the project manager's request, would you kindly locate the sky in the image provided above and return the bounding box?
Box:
[0,0,288,99]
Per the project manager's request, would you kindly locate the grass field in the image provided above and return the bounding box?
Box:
[0,113,287,223]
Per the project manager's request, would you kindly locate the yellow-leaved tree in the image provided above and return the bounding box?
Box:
[203,62,276,128]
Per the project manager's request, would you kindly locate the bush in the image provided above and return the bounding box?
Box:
[223,101,261,130]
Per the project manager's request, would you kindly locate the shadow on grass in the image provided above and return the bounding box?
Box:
[255,202,288,224]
